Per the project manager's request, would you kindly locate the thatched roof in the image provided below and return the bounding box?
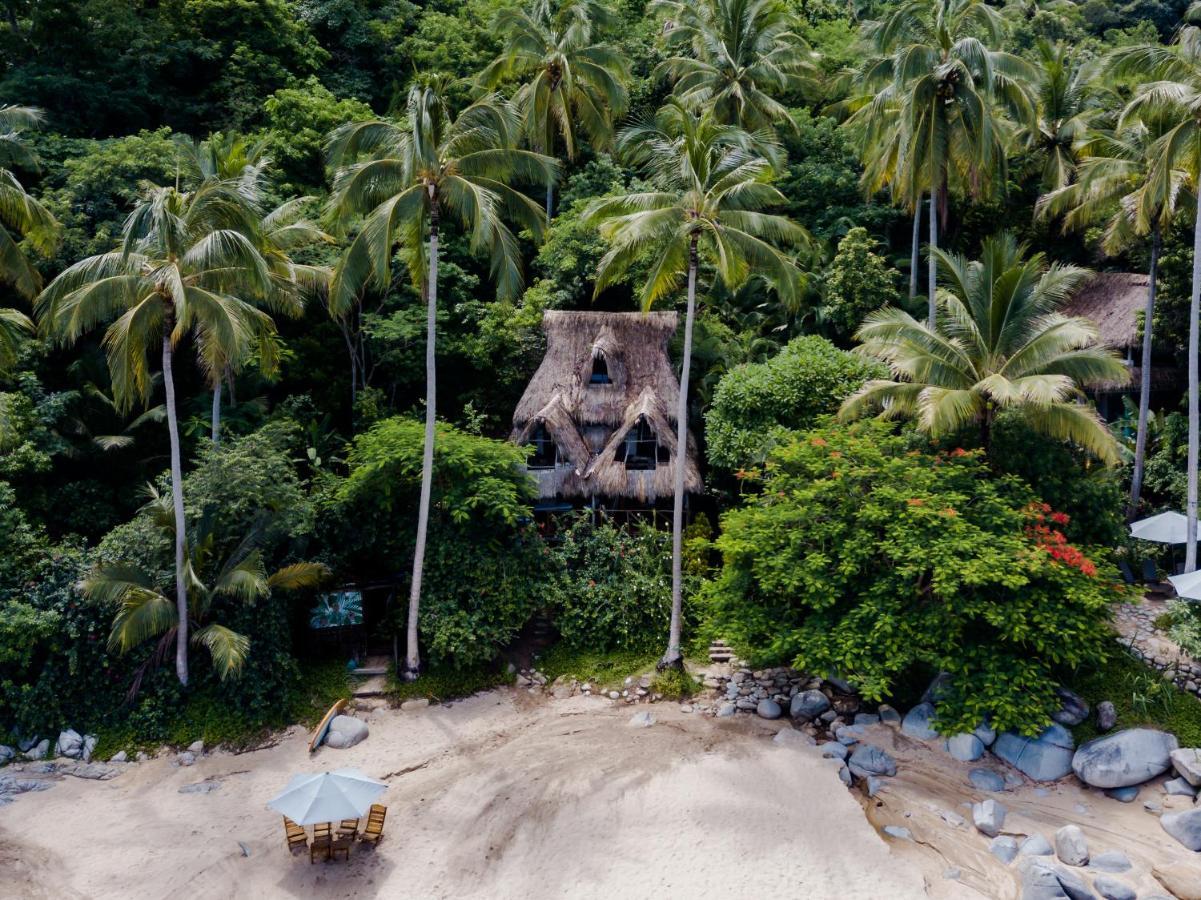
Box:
[511,311,702,501]
[1062,272,1149,350]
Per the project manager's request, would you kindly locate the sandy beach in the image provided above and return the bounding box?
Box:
[1,691,933,900]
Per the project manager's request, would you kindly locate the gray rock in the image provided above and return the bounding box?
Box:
[993,723,1076,782]
[16,736,37,752]
[1088,851,1131,874]
[81,735,97,763]
[1051,687,1090,727]
[0,777,52,795]
[238,841,251,857]
[1160,808,1201,851]
[756,699,782,719]
[848,744,897,778]
[61,762,119,780]
[177,751,196,767]
[55,729,82,759]
[975,720,998,747]
[1103,786,1139,803]
[324,715,369,749]
[1091,876,1135,900]
[969,768,1007,792]
[853,713,880,726]
[834,725,860,746]
[25,739,49,761]
[865,776,884,797]
[1095,701,1117,733]
[1020,834,1055,857]
[991,835,1019,864]
[109,751,127,763]
[1171,747,1201,787]
[940,809,965,828]
[135,751,149,762]
[878,705,901,726]
[819,741,849,760]
[627,711,655,728]
[825,672,855,694]
[179,781,220,794]
[901,702,939,740]
[1072,728,1179,789]
[883,825,912,841]
[0,745,13,765]
[922,672,953,704]
[773,727,814,748]
[972,798,1006,837]
[1143,799,1162,814]
[946,732,985,762]
[716,701,736,718]
[790,690,830,720]
[1054,824,1088,866]
[1165,776,1198,796]
[818,709,838,724]
[187,740,204,755]
[836,763,852,786]
[1019,858,1094,900]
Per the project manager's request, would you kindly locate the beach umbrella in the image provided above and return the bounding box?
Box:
[1169,570,1201,601]
[1130,511,1189,544]
[267,768,386,825]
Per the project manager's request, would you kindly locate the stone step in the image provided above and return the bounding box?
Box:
[350,667,388,677]
[352,675,388,698]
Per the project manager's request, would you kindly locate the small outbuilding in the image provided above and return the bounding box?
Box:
[1061,272,1182,420]
[511,311,701,520]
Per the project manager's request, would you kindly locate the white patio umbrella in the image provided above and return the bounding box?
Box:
[1169,570,1201,601]
[267,768,387,825]
[1130,511,1189,544]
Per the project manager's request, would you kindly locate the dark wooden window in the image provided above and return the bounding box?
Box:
[589,356,611,384]
[528,423,557,469]
[620,419,657,470]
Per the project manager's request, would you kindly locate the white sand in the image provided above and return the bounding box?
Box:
[1,692,932,900]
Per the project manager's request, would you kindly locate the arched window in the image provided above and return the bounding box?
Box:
[618,418,657,470]
[589,355,611,385]
[528,423,557,469]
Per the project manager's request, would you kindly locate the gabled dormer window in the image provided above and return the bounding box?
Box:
[528,423,557,469]
[589,355,611,385]
[618,418,657,470]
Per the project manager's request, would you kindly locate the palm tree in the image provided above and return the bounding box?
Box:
[1110,5,1201,569]
[585,101,808,669]
[479,0,629,217]
[0,104,58,301]
[1019,41,1101,193]
[839,232,1128,461]
[84,500,326,698]
[326,82,556,679]
[36,180,279,686]
[180,135,330,444]
[1036,118,1180,519]
[651,0,818,132]
[854,0,1036,326]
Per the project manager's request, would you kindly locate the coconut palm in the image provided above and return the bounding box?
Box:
[36,180,279,686]
[651,0,818,132]
[1110,5,1201,569]
[84,502,326,698]
[1019,41,1103,193]
[181,134,330,444]
[854,0,1036,326]
[0,104,58,301]
[585,101,809,669]
[839,233,1128,461]
[1036,117,1181,519]
[326,81,556,679]
[479,0,629,216]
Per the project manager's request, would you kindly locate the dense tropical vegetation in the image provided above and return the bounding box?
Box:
[1,0,1201,747]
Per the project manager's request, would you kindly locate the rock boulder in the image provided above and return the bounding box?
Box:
[848,744,897,778]
[901,702,939,740]
[1171,747,1201,787]
[992,724,1075,782]
[1161,808,1201,852]
[1071,728,1178,788]
[325,715,370,749]
[789,690,830,720]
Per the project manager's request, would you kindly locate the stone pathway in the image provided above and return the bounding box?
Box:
[1114,596,1201,699]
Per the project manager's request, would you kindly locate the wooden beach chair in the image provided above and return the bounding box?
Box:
[337,818,360,838]
[283,817,308,854]
[331,834,353,862]
[359,804,387,845]
[310,833,332,864]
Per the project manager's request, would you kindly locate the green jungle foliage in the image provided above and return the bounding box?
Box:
[704,422,1121,736]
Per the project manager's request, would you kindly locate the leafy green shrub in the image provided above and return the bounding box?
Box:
[1167,599,1201,658]
[329,417,545,668]
[705,336,883,471]
[704,422,1119,736]
[820,227,902,338]
[651,667,701,700]
[545,517,691,654]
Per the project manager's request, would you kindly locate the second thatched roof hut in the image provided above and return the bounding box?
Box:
[511,311,701,507]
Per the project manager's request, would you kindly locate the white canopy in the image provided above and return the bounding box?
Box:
[266,768,386,825]
[1169,570,1201,601]
[1130,511,1190,544]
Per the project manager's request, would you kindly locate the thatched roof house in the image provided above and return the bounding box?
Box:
[1062,272,1181,394]
[511,311,701,505]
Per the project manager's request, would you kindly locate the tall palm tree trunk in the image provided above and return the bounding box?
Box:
[1188,200,1201,573]
[661,234,698,671]
[162,315,189,686]
[909,198,921,302]
[405,200,438,680]
[927,193,938,327]
[1129,226,1160,521]
[546,179,554,220]
[211,383,221,446]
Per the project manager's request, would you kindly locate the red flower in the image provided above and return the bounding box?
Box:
[907,498,924,507]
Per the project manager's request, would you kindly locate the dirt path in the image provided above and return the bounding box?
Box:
[0,692,934,900]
